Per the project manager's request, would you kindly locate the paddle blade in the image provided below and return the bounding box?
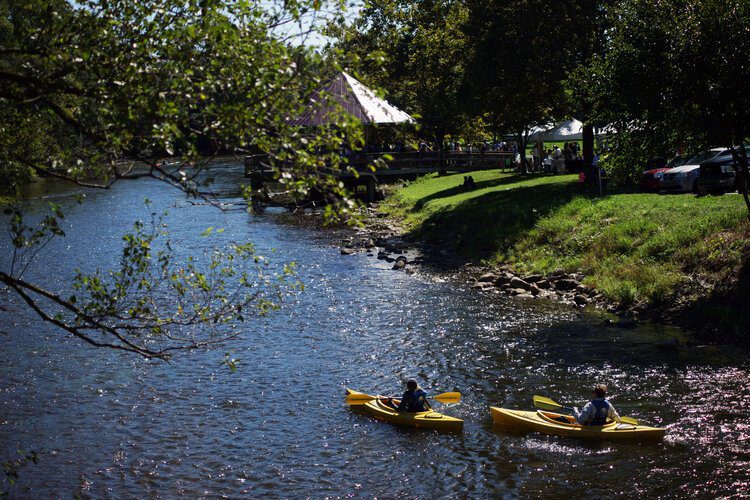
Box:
[345,393,377,405]
[533,395,563,411]
[433,392,461,404]
[620,416,639,426]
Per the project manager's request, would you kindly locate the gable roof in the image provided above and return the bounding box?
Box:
[291,72,413,126]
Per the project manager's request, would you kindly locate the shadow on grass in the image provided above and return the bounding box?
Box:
[410,178,580,258]
[412,174,530,212]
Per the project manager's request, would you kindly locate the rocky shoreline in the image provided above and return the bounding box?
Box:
[335,205,634,320]
[278,202,746,347]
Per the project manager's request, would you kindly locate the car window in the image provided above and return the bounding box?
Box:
[686,151,717,164]
[665,155,687,168]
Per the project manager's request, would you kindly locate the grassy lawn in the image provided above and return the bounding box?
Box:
[381,171,750,306]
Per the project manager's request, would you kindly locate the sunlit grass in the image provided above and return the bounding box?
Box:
[382,171,750,306]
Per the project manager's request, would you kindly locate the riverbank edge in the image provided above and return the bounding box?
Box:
[322,203,749,349]
[342,207,629,309]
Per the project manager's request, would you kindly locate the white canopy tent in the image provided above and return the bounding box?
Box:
[530,119,615,142]
[526,123,554,142]
[539,119,584,141]
[291,72,414,126]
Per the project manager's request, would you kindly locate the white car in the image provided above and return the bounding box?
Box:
[660,148,732,193]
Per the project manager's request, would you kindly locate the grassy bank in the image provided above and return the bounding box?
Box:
[381,171,750,314]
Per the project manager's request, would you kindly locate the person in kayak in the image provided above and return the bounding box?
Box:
[384,380,432,412]
[573,384,621,426]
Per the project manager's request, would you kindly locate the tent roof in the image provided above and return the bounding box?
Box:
[527,123,554,141]
[539,119,583,141]
[529,119,615,142]
[290,72,413,126]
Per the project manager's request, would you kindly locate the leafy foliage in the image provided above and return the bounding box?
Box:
[2,203,300,358]
[0,0,364,196]
[571,0,750,182]
[2,450,37,497]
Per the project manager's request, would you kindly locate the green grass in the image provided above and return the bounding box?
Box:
[381,171,750,306]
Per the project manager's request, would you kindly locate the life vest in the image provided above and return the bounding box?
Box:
[400,389,428,412]
[589,398,611,426]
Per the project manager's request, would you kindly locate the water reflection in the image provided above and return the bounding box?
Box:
[0,160,748,497]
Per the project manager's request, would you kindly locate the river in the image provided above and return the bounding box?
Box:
[1,159,748,497]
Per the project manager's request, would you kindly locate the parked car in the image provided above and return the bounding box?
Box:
[661,148,732,193]
[697,156,737,194]
[640,155,687,192]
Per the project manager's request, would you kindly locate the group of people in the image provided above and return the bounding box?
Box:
[461,175,477,190]
[363,143,408,154]
[414,139,521,155]
[358,139,608,183]
[358,138,529,160]
[527,141,599,174]
[388,380,621,426]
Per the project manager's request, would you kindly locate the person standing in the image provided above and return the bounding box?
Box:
[564,143,573,162]
[552,145,564,173]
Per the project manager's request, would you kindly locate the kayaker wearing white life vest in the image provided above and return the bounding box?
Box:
[394,380,431,413]
[573,384,621,426]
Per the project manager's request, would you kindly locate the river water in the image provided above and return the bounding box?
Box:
[1,160,748,497]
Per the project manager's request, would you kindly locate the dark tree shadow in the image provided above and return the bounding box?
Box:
[677,242,750,346]
[411,174,532,211]
[407,178,580,257]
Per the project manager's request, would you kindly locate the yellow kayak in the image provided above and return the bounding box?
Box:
[490,407,665,441]
[346,388,463,432]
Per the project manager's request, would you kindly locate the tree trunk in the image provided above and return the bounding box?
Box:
[434,131,445,151]
[582,124,594,164]
[516,131,526,173]
[731,145,750,221]
[435,130,446,174]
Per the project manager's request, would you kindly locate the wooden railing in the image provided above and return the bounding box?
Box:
[245,151,517,177]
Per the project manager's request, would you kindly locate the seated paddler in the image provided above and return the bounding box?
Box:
[573,384,621,426]
[385,379,431,412]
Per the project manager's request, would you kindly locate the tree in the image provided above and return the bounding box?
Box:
[571,0,750,190]
[462,0,591,158]
[330,0,470,147]
[0,0,365,359]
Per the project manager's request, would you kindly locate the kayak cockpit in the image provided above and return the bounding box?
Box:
[537,410,616,429]
[375,397,438,417]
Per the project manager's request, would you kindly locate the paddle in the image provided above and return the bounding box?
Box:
[345,391,462,405]
[533,395,639,426]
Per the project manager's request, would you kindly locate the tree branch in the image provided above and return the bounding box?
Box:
[0,271,168,359]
